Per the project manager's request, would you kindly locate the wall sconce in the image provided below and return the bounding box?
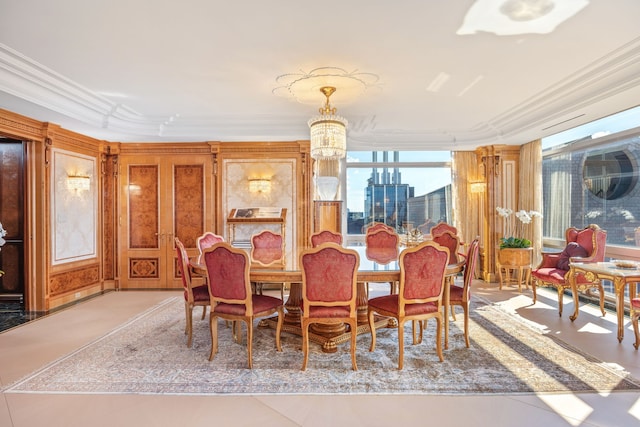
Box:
[470,182,486,193]
[249,178,271,193]
[67,175,91,192]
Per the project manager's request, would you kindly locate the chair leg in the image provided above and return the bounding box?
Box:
[397,321,405,370]
[301,320,310,370]
[557,287,564,317]
[208,314,219,361]
[368,309,377,352]
[463,304,470,348]
[185,303,194,348]
[349,319,358,371]
[497,264,503,290]
[633,312,640,350]
[435,315,444,362]
[201,305,207,320]
[275,307,283,352]
[246,319,253,369]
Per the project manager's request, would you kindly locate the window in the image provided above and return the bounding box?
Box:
[345,151,452,239]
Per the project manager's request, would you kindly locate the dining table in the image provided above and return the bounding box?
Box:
[191,245,465,353]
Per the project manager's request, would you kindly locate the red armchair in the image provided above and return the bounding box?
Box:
[531,224,607,318]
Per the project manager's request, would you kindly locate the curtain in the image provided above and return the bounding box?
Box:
[519,140,543,264]
[451,151,481,246]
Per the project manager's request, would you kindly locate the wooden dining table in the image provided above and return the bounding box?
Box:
[191,245,465,353]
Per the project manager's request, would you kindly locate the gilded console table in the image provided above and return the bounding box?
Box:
[569,261,639,343]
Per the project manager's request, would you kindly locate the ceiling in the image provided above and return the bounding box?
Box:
[1,0,640,151]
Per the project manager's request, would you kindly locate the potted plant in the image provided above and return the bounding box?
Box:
[496,207,542,274]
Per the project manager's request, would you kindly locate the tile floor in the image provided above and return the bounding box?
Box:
[1,283,639,427]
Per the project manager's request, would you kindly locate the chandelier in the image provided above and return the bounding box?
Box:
[308,86,347,160]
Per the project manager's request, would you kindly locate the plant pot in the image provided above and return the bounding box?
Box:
[497,247,533,267]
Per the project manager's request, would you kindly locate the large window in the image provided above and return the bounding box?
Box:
[345,151,452,238]
[542,106,640,248]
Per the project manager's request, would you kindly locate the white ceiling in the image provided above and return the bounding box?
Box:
[1,0,639,151]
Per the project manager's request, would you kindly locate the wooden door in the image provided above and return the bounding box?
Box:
[118,154,212,289]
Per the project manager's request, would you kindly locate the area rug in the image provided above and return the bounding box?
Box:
[4,296,640,395]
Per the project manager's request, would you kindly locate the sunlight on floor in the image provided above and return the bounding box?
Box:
[537,393,592,426]
[578,322,613,335]
[629,396,640,421]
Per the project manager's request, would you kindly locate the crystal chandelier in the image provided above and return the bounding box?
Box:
[308,86,347,159]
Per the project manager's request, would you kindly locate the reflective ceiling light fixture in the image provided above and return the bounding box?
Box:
[500,0,555,21]
[308,86,347,160]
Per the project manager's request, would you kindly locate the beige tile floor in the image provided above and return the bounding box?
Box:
[1,283,640,427]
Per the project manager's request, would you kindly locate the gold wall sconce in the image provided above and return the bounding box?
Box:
[67,175,91,192]
[249,178,271,193]
[470,182,486,193]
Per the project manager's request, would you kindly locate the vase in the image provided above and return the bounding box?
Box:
[315,176,339,200]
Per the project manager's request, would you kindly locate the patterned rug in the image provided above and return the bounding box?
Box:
[4,296,640,395]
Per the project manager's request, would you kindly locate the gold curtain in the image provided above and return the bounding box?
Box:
[519,140,543,264]
[451,151,482,246]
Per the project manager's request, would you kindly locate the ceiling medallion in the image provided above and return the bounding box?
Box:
[273,66,380,105]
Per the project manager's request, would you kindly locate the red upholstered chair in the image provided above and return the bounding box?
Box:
[447,237,480,349]
[250,230,286,297]
[432,230,463,264]
[202,242,283,369]
[196,232,224,257]
[363,221,395,235]
[531,224,607,318]
[430,222,457,238]
[367,241,450,369]
[632,297,640,350]
[175,237,210,348]
[300,243,360,370]
[250,230,285,268]
[310,230,343,247]
[365,228,400,294]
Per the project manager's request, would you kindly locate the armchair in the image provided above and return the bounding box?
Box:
[531,224,607,318]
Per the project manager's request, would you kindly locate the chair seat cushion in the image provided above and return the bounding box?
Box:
[557,242,588,270]
[531,268,567,285]
[213,294,281,316]
[189,284,210,302]
[368,294,438,316]
[307,305,351,318]
[631,298,640,309]
[449,285,464,303]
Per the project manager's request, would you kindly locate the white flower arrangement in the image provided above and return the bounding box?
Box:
[0,221,6,249]
[0,222,6,276]
[496,207,543,248]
